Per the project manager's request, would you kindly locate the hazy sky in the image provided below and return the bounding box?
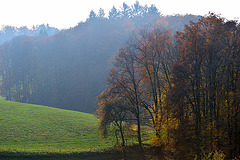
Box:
[0,0,239,29]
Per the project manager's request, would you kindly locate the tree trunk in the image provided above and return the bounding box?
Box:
[137,114,143,151]
[120,127,125,147]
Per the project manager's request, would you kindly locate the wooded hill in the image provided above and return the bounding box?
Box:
[0,3,200,113]
[97,13,240,159]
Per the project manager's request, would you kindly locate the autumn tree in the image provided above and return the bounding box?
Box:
[130,27,175,146]
[98,26,177,151]
[104,47,144,150]
[168,13,240,159]
[222,20,240,158]
[97,89,130,147]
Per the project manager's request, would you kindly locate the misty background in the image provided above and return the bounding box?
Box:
[0,3,200,113]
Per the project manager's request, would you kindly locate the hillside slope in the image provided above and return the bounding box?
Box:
[0,100,115,153]
[0,14,200,113]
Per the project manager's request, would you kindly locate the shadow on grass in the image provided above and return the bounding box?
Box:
[0,145,166,160]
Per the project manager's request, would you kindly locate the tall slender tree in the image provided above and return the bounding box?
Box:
[131,27,175,143]
[105,47,144,149]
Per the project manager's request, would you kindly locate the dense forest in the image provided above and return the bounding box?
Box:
[97,13,240,159]
[0,2,200,113]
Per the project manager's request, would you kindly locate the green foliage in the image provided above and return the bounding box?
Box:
[0,100,116,153]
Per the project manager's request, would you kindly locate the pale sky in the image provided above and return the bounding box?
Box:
[0,0,239,29]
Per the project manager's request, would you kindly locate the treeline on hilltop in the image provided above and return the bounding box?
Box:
[0,2,200,113]
[97,13,240,159]
[0,24,59,45]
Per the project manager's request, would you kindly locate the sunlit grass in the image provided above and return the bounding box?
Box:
[0,96,5,100]
[0,100,116,153]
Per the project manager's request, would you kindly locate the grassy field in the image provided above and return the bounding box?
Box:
[0,100,116,153]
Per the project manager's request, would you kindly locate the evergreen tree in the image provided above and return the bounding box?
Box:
[121,2,131,18]
[132,1,142,16]
[87,9,96,21]
[98,8,105,18]
[148,4,159,15]
[108,6,119,19]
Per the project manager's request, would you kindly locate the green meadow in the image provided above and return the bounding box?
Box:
[0,100,116,153]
